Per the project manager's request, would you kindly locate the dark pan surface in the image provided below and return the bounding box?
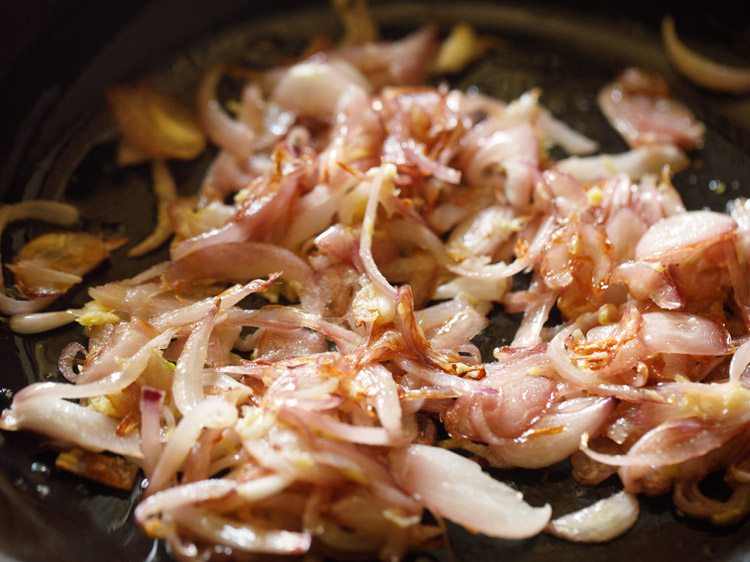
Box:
[1,2,750,561]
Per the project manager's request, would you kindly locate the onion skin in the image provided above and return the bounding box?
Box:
[662,16,750,95]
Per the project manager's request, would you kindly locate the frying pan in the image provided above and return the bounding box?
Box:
[1,1,749,561]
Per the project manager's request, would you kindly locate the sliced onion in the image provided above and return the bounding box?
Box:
[0,201,79,229]
[272,60,371,120]
[171,165,301,260]
[14,326,174,403]
[333,26,437,88]
[225,306,361,353]
[397,359,473,396]
[9,309,79,334]
[282,408,398,446]
[538,109,599,155]
[463,122,539,211]
[639,312,731,356]
[136,478,236,524]
[10,232,125,298]
[359,164,399,301]
[173,305,218,415]
[547,491,639,543]
[197,68,255,161]
[556,144,688,183]
[152,277,278,330]
[0,201,81,315]
[355,364,403,438]
[597,67,704,150]
[444,371,555,444]
[140,386,165,477]
[391,444,551,539]
[548,324,663,402]
[58,342,86,382]
[147,398,238,494]
[662,16,750,95]
[729,338,750,385]
[171,506,312,555]
[107,81,206,160]
[127,160,177,257]
[673,480,750,526]
[76,319,164,384]
[167,242,322,313]
[612,261,683,309]
[582,418,736,469]
[635,210,737,263]
[490,397,615,469]
[401,143,462,184]
[0,397,141,458]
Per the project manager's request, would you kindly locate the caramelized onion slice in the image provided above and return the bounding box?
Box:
[662,16,750,95]
[107,81,207,160]
[434,22,489,74]
[56,447,139,491]
[127,161,177,257]
[10,232,126,298]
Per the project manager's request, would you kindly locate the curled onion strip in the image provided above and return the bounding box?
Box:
[197,68,256,161]
[58,342,87,383]
[13,326,174,404]
[359,164,399,301]
[662,16,750,95]
[127,161,177,257]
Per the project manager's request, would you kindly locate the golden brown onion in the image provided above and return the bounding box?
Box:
[107,81,207,160]
[10,232,126,297]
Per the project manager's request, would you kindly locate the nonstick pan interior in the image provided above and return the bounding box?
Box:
[1,2,749,561]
